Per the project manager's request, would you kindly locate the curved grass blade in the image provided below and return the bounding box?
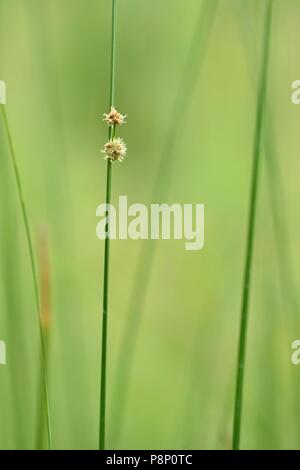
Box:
[0,120,30,448]
[36,227,52,450]
[0,104,53,450]
[235,0,300,445]
[232,0,275,450]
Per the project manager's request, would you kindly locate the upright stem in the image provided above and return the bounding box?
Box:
[36,330,50,449]
[36,228,52,450]
[0,104,53,449]
[99,0,117,451]
[232,0,274,450]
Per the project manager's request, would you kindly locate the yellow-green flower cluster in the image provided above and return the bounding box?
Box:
[102,107,127,163]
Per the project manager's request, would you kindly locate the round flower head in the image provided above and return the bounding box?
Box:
[103,106,126,126]
[102,137,127,162]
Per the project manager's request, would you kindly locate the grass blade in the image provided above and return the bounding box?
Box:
[36,227,52,450]
[0,117,30,449]
[232,0,274,450]
[234,0,300,446]
[99,0,117,451]
[0,104,53,450]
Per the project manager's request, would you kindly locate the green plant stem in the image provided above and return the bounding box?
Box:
[232,0,274,450]
[36,331,50,449]
[99,0,117,451]
[0,122,29,448]
[235,0,299,330]
[236,2,300,445]
[99,159,112,451]
[0,104,53,450]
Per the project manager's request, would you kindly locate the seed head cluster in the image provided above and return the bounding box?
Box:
[102,137,127,162]
[102,106,127,163]
[103,106,126,126]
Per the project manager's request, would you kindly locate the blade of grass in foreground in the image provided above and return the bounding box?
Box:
[36,227,52,450]
[111,0,220,446]
[0,126,30,448]
[99,0,117,451]
[232,0,274,450]
[24,2,90,445]
[234,0,299,330]
[235,1,300,446]
[0,104,53,450]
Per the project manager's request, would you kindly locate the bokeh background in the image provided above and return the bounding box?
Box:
[0,0,300,450]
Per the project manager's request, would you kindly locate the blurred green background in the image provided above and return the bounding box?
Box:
[0,0,300,450]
